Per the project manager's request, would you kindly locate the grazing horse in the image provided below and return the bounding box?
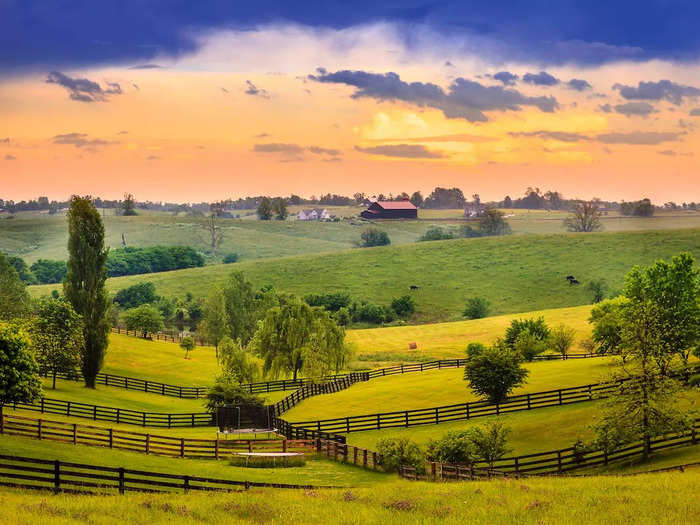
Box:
[409,285,420,290]
[570,279,580,285]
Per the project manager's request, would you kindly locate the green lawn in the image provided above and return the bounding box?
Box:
[347,304,593,365]
[0,434,388,487]
[1,468,698,524]
[27,229,700,323]
[284,357,619,422]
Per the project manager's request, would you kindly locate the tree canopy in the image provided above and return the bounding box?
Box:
[0,323,43,406]
[0,252,30,320]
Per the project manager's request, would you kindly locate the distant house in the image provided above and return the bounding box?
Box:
[464,202,486,218]
[297,208,330,221]
[361,200,417,220]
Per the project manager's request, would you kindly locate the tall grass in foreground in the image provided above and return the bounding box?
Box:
[2,470,699,524]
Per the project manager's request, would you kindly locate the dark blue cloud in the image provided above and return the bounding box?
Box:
[245,80,269,98]
[310,70,558,122]
[4,2,700,72]
[493,71,518,86]
[613,80,700,105]
[523,71,560,86]
[614,101,656,117]
[46,71,121,102]
[566,78,592,91]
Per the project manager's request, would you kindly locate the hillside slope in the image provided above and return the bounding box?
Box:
[29,229,700,322]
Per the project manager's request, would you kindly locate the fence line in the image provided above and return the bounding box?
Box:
[399,418,700,481]
[280,364,700,436]
[6,397,214,428]
[42,353,610,400]
[0,413,316,460]
[0,454,334,495]
[112,326,209,346]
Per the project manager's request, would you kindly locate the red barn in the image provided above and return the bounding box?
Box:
[361,200,417,219]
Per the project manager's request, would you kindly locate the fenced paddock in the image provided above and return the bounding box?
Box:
[0,454,333,495]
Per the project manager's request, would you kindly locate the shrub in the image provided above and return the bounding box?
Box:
[353,303,385,324]
[114,282,158,309]
[689,374,700,388]
[204,377,264,413]
[333,307,351,326]
[9,256,37,284]
[360,228,390,247]
[29,259,67,284]
[426,430,476,464]
[418,226,454,242]
[463,297,490,319]
[106,246,204,277]
[586,279,607,303]
[391,295,415,318]
[304,292,351,312]
[513,330,548,361]
[458,224,483,238]
[479,209,511,236]
[468,422,511,469]
[222,253,239,264]
[123,304,164,338]
[504,317,550,349]
[464,342,529,403]
[376,438,425,473]
[466,342,487,360]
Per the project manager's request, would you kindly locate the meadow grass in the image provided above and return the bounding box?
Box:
[347,304,593,365]
[0,469,698,524]
[0,434,387,487]
[283,357,619,421]
[27,229,700,323]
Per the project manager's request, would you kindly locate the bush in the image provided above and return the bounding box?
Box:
[458,224,483,238]
[689,374,700,388]
[504,317,550,349]
[479,209,511,236]
[376,438,425,473]
[463,297,490,319]
[549,324,576,356]
[468,422,511,469]
[106,246,204,277]
[391,295,415,318]
[464,342,529,403]
[304,292,351,312]
[204,377,264,413]
[466,342,487,360]
[113,282,158,309]
[353,303,385,324]
[418,226,454,241]
[9,256,37,284]
[30,259,67,284]
[123,304,164,338]
[426,430,476,464]
[333,307,351,326]
[513,330,548,361]
[222,253,239,264]
[360,228,390,247]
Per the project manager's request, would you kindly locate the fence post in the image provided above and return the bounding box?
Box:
[346,417,350,433]
[377,414,381,430]
[558,389,563,405]
[109,428,113,448]
[215,439,219,460]
[183,476,190,494]
[527,394,531,410]
[363,449,368,467]
[73,424,77,445]
[431,462,436,482]
[588,384,593,401]
[38,419,42,440]
[435,407,439,424]
[181,438,185,458]
[557,450,562,473]
[118,468,125,494]
[372,452,377,470]
[353,447,358,465]
[514,457,519,477]
[41,398,45,414]
[146,434,150,454]
[466,403,470,420]
[53,460,60,493]
[116,408,120,425]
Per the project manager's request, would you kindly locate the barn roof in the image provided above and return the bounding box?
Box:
[375,200,417,210]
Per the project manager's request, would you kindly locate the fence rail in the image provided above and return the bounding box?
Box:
[6,397,214,428]
[0,413,316,460]
[400,418,700,481]
[0,454,333,495]
[41,353,609,400]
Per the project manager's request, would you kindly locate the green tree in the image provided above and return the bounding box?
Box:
[563,202,603,232]
[504,317,550,349]
[0,252,30,320]
[180,336,196,359]
[418,226,454,241]
[218,336,258,383]
[123,304,164,338]
[0,323,43,406]
[464,342,529,403]
[463,297,490,319]
[549,324,576,357]
[257,197,273,220]
[589,297,627,356]
[63,196,110,388]
[376,437,425,473]
[391,295,415,318]
[586,279,607,303]
[121,193,137,216]
[202,289,228,357]
[113,282,158,309]
[204,376,264,413]
[251,298,317,380]
[302,310,350,378]
[426,430,476,465]
[513,330,548,361]
[272,197,288,220]
[222,271,258,345]
[469,422,511,470]
[360,228,390,247]
[409,191,424,208]
[479,208,511,236]
[8,256,37,284]
[30,298,83,389]
[29,259,67,284]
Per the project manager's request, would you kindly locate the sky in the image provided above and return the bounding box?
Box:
[2,1,700,203]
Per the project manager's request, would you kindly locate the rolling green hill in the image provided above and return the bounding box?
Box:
[28,228,700,323]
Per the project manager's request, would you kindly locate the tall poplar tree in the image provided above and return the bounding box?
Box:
[64,196,110,388]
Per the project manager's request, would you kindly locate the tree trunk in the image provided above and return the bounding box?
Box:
[52,370,57,389]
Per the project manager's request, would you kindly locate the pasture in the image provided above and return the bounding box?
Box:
[2,469,698,524]
[28,228,700,323]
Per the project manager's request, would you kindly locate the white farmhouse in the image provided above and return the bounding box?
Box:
[297,208,330,221]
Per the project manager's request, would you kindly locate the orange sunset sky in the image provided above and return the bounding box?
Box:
[2,23,699,203]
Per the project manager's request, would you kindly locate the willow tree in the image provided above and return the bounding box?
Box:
[64,196,110,388]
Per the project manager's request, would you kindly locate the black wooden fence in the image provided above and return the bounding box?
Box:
[6,398,214,428]
[0,454,333,495]
[399,417,700,481]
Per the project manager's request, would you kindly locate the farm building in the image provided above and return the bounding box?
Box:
[297,208,330,221]
[361,200,417,219]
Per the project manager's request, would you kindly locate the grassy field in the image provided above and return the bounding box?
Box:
[0,434,387,487]
[348,304,593,365]
[27,229,700,323]
[1,469,698,524]
[284,357,619,421]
